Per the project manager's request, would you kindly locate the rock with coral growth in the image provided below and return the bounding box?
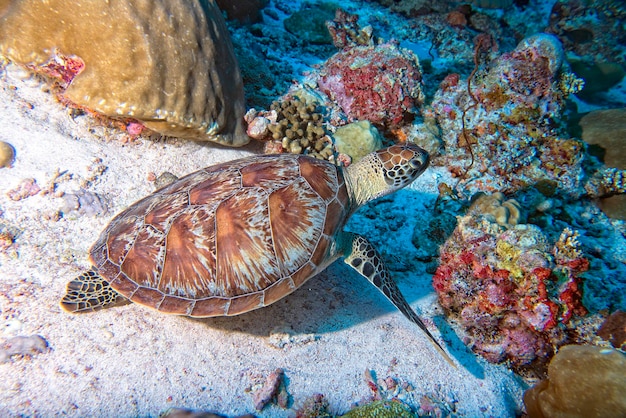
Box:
[0,0,248,146]
[433,195,590,368]
[524,345,626,418]
[430,33,586,197]
[318,42,424,130]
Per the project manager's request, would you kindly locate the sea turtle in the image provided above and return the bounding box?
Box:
[61,143,454,365]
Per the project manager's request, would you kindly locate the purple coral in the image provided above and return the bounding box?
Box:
[318,42,424,129]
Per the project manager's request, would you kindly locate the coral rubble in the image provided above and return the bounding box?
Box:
[0,0,247,145]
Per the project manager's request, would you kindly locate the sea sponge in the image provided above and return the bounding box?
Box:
[524,345,626,418]
[0,0,248,146]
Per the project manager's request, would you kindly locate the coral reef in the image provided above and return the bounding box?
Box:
[318,42,424,130]
[0,0,247,145]
[433,194,590,369]
[523,345,626,418]
[431,33,587,197]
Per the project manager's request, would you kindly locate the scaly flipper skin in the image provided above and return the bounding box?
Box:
[60,269,122,313]
[343,232,456,367]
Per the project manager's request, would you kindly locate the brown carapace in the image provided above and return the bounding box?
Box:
[61,143,455,366]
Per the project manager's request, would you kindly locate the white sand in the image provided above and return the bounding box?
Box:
[0,64,525,416]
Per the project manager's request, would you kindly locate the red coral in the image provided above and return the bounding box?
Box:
[318,43,423,129]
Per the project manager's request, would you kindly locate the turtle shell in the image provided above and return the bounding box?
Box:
[90,154,350,317]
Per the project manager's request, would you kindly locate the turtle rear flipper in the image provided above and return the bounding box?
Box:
[60,268,123,313]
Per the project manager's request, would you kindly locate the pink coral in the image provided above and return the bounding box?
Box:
[318,42,424,129]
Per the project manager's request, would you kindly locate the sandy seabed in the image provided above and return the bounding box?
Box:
[0,65,525,417]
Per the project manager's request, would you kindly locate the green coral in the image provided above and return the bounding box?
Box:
[340,400,415,418]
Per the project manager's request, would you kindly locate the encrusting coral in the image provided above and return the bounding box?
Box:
[0,0,248,146]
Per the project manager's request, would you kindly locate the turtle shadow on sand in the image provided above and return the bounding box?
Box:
[190,262,397,336]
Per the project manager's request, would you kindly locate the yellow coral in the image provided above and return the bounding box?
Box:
[558,72,585,96]
[495,239,524,279]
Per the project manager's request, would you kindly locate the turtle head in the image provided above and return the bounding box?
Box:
[345,142,429,208]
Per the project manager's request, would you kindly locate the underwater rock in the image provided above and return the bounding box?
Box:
[0,334,49,363]
[597,311,626,350]
[215,0,267,24]
[0,0,248,146]
[433,200,589,368]
[470,0,514,8]
[318,42,424,130]
[547,0,626,68]
[0,140,15,168]
[332,121,383,162]
[283,4,334,45]
[61,190,108,218]
[326,9,374,49]
[579,108,626,220]
[523,345,626,418]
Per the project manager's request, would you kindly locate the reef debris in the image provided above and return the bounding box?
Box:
[0,0,247,145]
[250,368,289,411]
[0,334,49,363]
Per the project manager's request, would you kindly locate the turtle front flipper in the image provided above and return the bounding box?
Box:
[60,268,123,313]
[342,232,456,368]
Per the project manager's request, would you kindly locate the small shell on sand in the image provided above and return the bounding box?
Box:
[0,141,15,168]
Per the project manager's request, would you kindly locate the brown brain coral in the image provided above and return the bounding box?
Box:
[0,0,248,146]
